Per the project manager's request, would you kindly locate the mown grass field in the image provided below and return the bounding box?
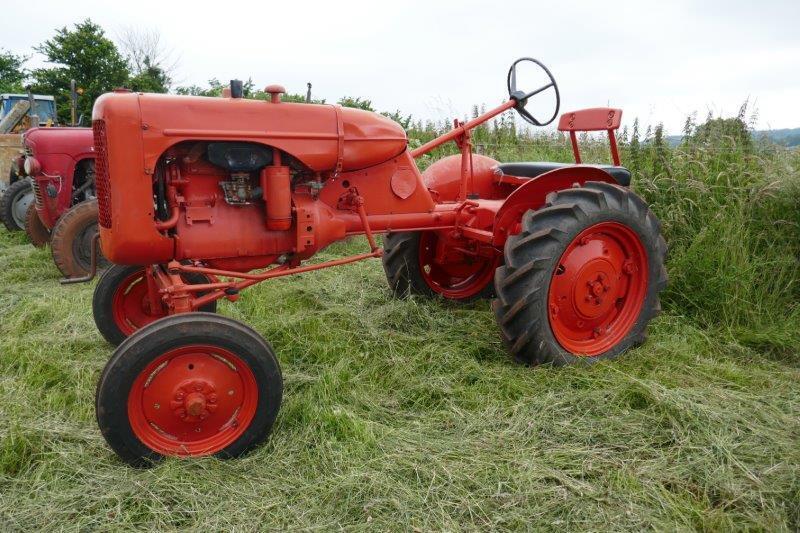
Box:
[1,119,799,530]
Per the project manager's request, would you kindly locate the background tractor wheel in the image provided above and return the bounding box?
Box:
[50,199,108,278]
[93,264,219,346]
[382,231,499,302]
[95,313,283,467]
[492,181,667,366]
[24,203,51,247]
[0,179,34,231]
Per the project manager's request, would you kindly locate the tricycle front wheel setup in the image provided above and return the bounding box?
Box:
[383,231,499,302]
[93,264,218,346]
[95,313,283,467]
[492,181,667,365]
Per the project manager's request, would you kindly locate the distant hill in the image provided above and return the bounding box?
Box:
[666,128,800,147]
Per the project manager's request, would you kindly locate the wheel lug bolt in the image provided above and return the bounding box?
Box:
[580,237,590,246]
[153,403,160,410]
[228,389,235,396]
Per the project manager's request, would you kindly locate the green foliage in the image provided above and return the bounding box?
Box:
[126,57,170,94]
[0,49,27,93]
[0,38,799,524]
[337,96,374,111]
[30,19,129,124]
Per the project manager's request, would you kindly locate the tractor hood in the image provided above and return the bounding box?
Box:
[23,127,94,158]
[93,91,407,173]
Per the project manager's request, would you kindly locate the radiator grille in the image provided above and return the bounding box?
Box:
[92,120,112,228]
[31,178,43,208]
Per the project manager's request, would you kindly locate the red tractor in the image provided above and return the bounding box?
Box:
[88,59,666,466]
[21,126,106,277]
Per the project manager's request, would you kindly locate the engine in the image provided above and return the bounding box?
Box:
[92,89,411,270]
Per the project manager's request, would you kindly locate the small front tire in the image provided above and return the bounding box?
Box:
[93,264,218,346]
[95,313,283,467]
[24,203,51,247]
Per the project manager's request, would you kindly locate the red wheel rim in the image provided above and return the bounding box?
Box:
[418,231,499,299]
[548,222,648,356]
[127,345,259,456]
[111,269,167,336]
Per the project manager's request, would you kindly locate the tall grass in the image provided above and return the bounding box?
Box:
[0,111,798,530]
[410,108,800,351]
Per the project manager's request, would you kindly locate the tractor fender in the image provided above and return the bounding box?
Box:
[492,166,619,247]
[421,154,501,202]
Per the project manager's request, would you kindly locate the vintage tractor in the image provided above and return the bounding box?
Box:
[88,59,666,466]
[21,126,107,277]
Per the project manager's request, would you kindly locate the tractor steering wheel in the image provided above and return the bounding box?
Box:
[507,57,560,127]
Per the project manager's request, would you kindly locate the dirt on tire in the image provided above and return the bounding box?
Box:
[24,203,51,247]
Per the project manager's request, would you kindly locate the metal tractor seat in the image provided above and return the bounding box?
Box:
[498,107,631,186]
[497,162,631,186]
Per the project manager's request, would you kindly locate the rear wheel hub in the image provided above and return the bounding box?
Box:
[548,222,648,356]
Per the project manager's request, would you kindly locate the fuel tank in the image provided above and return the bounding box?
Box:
[93,91,407,174]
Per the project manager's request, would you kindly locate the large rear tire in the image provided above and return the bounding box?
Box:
[93,264,218,346]
[382,231,499,302]
[492,182,667,365]
[1,179,34,231]
[95,313,283,467]
[50,199,108,278]
[24,203,51,247]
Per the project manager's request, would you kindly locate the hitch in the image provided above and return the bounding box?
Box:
[60,233,100,285]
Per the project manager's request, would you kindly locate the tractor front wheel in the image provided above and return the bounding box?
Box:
[24,203,51,247]
[0,179,34,231]
[382,231,500,302]
[95,313,283,467]
[93,264,218,346]
[492,181,667,365]
[50,199,109,278]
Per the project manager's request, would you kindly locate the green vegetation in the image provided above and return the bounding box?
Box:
[1,116,799,530]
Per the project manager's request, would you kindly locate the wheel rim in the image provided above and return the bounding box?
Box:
[112,269,168,336]
[127,344,259,456]
[12,190,34,228]
[548,222,648,356]
[71,220,108,271]
[417,231,499,299]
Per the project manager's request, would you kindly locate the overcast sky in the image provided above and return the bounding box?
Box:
[2,0,798,134]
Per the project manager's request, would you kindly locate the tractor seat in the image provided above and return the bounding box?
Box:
[497,162,631,186]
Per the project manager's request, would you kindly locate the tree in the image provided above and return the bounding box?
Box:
[31,19,129,124]
[337,96,374,111]
[118,28,174,93]
[0,49,27,93]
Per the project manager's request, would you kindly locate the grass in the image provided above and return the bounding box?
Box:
[1,119,799,530]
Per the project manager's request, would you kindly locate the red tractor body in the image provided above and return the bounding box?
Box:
[88,60,667,466]
[23,126,95,229]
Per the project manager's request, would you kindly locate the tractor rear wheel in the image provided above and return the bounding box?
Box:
[24,203,50,247]
[50,199,109,278]
[95,313,283,467]
[1,179,34,231]
[382,231,499,302]
[492,181,667,365]
[93,264,218,346]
